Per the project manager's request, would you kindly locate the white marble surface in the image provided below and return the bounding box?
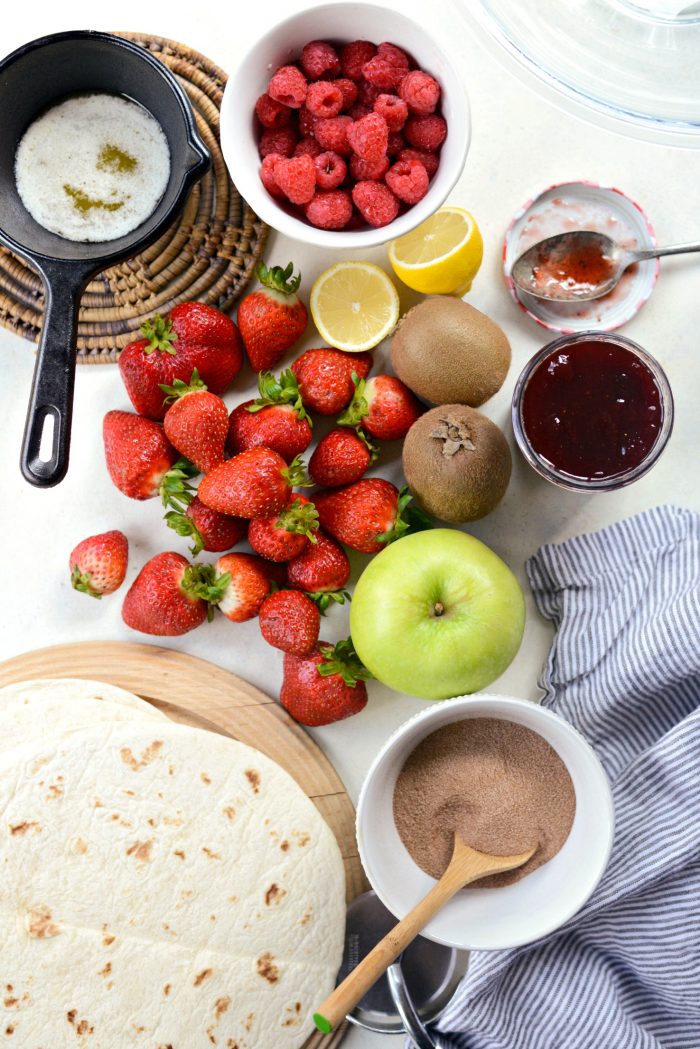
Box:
[1,3,699,1045]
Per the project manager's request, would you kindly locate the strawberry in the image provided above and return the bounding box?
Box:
[309,428,377,487]
[338,374,425,441]
[315,479,431,554]
[280,639,370,726]
[286,531,350,610]
[118,302,243,420]
[259,590,320,656]
[69,530,128,598]
[164,496,247,557]
[291,347,372,415]
[237,261,308,371]
[103,410,197,507]
[122,551,229,636]
[198,448,310,519]
[213,553,278,622]
[248,495,319,562]
[227,370,313,462]
[160,370,228,474]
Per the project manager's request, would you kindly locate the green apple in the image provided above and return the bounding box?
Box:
[350,529,525,699]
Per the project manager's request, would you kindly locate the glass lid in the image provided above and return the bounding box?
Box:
[459,0,700,147]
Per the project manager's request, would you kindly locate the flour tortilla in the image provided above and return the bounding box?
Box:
[0,678,166,718]
[0,721,345,1048]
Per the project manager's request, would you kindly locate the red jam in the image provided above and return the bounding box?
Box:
[521,340,662,480]
[532,240,615,298]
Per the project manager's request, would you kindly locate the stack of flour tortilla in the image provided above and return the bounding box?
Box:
[0,678,346,1048]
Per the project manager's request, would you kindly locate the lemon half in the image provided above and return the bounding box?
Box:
[389,206,484,296]
[310,261,400,352]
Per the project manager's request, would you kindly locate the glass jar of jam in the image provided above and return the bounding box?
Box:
[511,332,673,492]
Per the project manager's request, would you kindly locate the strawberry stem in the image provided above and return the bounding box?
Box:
[181,564,232,622]
[159,457,199,513]
[159,368,207,404]
[307,589,351,614]
[282,455,313,489]
[317,638,372,686]
[164,510,204,557]
[376,486,433,546]
[256,260,301,296]
[337,373,369,429]
[275,497,319,541]
[246,369,311,424]
[70,566,102,599]
[140,314,178,355]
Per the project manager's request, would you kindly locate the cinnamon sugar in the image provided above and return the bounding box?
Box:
[393,718,576,887]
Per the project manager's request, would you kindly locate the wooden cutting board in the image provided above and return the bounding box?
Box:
[0,640,368,1049]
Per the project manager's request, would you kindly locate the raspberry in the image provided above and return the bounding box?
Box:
[255,93,292,129]
[306,80,344,119]
[385,158,429,204]
[314,116,353,156]
[314,151,348,190]
[347,103,371,122]
[374,93,408,131]
[363,43,409,91]
[305,190,353,230]
[259,153,285,198]
[273,154,316,205]
[349,152,389,181]
[294,136,322,159]
[399,70,441,115]
[346,112,388,161]
[398,147,439,177]
[387,131,407,156]
[300,40,341,80]
[405,113,447,152]
[357,79,383,108]
[339,40,377,81]
[268,65,308,109]
[259,126,297,159]
[298,106,317,136]
[352,181,400,228]
[335,78,359,111]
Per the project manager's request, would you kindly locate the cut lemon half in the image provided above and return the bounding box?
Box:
[388,207,484,296]
[310,261,400,352]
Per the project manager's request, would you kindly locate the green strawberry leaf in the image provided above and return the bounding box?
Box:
[256,260,301,296]
[159,457,199,513]
[356,427,380,464]
[181,563,231,621]
[317,638,372,687]
[246,369,311,424]
[306,589,351,615]
[376,486,433,547]
[140,314,178,355]
[282,455,313,489]
[159,368,207,403]
[275,497,319,540]
[70,566,102,599]
[337,373,369,429]
[164,510,204,558]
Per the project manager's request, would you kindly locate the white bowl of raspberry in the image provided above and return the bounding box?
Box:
[220,2,470,248]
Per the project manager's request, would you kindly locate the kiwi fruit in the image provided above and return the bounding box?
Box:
[402,404,511,523]
[391,297,511,406]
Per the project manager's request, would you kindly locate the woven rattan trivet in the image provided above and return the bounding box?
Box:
[0,32,269,364]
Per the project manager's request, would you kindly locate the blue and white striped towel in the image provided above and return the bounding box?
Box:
[436,505,700,1049]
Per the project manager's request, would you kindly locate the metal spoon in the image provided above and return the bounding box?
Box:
[511,230,700,302]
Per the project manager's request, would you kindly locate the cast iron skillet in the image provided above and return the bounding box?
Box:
[0,31,211,487]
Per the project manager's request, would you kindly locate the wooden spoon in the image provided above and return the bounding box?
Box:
[313,837,535,1033]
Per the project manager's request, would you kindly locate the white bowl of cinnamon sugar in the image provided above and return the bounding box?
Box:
[357,695,614,951]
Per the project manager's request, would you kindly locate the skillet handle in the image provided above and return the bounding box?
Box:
[21,266,88,487]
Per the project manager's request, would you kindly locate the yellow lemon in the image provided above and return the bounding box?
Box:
[310,261,400,352]
[388,207,484,296]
